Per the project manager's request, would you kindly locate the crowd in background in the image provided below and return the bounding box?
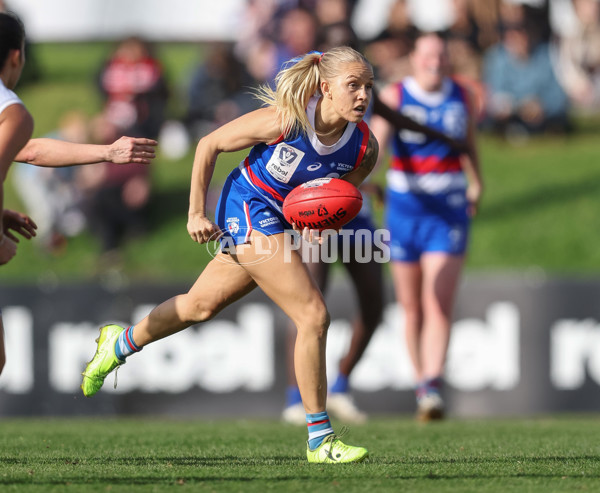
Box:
[8,0,600,261]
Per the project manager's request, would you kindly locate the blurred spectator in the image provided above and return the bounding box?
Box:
[315,0,352,27]
[11,112,88,253]
[552,0,600,112]
[97,37,168,140]
[483,15,569,140]
[273,6,320,71]
[315,0,360,51]
[233,0,279,62]
[184,42,259,139]
[244,37,278,88]
[318,20,361,52]
[78,116,151,264]
[445,0,489,121]
[467,0,502,50]
[363,0,416,83]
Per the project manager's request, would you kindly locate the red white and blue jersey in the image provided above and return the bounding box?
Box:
[239,96,369,208]
[384,76,471,261]
[216,95,370,245]
[387,76,469,198]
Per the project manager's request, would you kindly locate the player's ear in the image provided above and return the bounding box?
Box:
[8,48,22,68]
[321,80,331,99]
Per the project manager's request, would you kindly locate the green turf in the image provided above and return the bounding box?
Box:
[0,416,598,492]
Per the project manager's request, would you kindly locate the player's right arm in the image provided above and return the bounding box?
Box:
[187,107,282,244]
[14,135,157,166]
[0,104,34,265]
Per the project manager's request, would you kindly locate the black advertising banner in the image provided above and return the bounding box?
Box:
[1,275,599,417]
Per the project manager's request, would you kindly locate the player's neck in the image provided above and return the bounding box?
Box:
[314,99,347,145]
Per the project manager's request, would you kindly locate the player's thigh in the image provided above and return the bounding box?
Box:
[185,252,258,318]
[420,252,464,315]
[234,231,328,330]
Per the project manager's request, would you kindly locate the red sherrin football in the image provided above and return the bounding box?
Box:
[283,177,363,231]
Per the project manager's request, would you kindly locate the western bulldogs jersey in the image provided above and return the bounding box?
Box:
[387,76,468,198]
[0,79,23,116]
[384,76,471,261]
[240,96,369,205]
[216,95,370,246]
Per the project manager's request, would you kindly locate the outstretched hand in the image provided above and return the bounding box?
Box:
[107,136,158,164]
[2,209,37,243]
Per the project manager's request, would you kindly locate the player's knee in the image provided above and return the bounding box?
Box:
[402,298,422,319]
[299,300,330,339]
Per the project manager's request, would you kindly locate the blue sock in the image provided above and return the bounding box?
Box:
[286,385,303,407]
[330,374,349,394]
[114,326,142,361]
[306,411,334,450]
[416,377,443,399]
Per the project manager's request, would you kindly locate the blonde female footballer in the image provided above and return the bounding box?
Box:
[81,46,378,464]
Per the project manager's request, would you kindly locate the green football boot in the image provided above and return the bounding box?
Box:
[81,324,125,397]
[306,434,369,463]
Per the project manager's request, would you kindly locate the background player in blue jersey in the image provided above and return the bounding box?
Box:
[81,46,378,464]
[370,32,483,421]
[281,87,470,425]
[0,12,157,376]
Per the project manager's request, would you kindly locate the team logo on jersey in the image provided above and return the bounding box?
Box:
[443,103,467,139]
[226,217,240,234]
[266,143,305,183]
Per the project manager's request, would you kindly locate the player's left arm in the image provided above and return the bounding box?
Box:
[14,136,157,167]
[341,130,379,188]
[459,88,484,216]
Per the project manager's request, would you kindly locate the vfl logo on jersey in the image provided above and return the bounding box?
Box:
[266,143,305,183]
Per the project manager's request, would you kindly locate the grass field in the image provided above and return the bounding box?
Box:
[0,416,598,492]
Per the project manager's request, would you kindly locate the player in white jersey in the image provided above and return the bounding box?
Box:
[0,12,157,375]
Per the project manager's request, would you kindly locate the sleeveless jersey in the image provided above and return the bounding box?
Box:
[384,76,471,261]
[216,95,370,244]
[236,95,370,212]
[387,76,468,196]
[0,79,23,116]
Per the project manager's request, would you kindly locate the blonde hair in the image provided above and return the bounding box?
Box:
[254,46,371,138]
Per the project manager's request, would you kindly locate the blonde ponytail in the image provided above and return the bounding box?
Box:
[254,47,371,138]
